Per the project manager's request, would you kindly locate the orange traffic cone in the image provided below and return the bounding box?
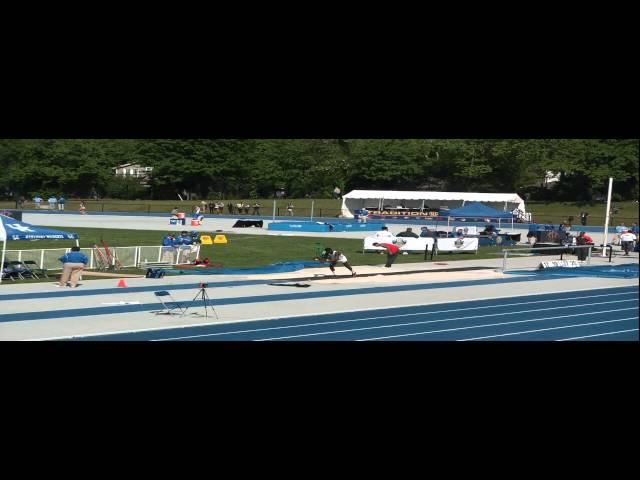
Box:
[117,279,127,288]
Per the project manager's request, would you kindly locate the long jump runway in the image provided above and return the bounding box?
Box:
[74,285,639,341]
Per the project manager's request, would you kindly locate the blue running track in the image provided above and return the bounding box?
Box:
[73,285,639,341]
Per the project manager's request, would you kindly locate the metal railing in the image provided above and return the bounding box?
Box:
[500,244,615,272]
[1,245,201,271]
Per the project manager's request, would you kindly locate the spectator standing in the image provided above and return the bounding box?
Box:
[48,196,57,210]
[620,230,637,256]
[58,195,65,210]
[56,246,88,288]
[227,202,234,214]
[253,202,262,215]
[333,186,341,199]
[161,233,177,262]
[575,232,594,260]
[372,242,400,268]
[580,211,589,226]
[287,202,294,216]
[614,222,627,245]
[33,195,42,208]
[630,223,639,235]
[79,201,87,215]
[358,208,369,223]
[208,201,215,214]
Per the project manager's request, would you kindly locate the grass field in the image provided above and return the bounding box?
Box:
[2,198,637,225]
[3,225,509,285]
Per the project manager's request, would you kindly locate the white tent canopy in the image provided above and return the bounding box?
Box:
[340,190,526,218]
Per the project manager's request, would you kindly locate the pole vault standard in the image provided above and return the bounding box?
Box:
[602,177,613,257]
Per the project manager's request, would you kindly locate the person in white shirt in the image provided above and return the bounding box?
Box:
[619,230,637,256]
[374,226,395,240]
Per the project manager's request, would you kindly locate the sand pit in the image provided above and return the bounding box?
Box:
[242,264,504,285]
[307,268,504,285]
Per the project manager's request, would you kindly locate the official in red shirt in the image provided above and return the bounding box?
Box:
[373,242,400,267]
[578,232,593,244]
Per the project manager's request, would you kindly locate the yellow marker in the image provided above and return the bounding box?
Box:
[213,235,228,244]
[200,235,213,245]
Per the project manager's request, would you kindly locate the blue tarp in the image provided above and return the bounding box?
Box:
[445,202,514,219]
[163,261,327,276]
[0,214,79,241]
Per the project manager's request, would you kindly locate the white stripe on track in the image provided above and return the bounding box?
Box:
[154,296,638,341]
[257,307,638,341]
[29,284,638,341]
[458,317,639,341]
[556,328,639,341]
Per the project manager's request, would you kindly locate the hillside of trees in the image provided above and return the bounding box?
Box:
[0,139,637,202]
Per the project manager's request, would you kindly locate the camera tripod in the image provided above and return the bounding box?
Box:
[190,286,219,319]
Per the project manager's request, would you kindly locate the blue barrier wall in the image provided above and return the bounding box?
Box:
[268,221,381,232]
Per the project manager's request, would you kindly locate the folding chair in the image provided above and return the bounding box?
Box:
[153,291,187,316]
[9,261,35,279]
[2,263,18,281]
[22,260,48,278]
[2,261,26,280]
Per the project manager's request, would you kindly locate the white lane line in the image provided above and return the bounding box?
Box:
[28,285,638,341]
[362,311,639,342]
[458,318,639,341]
[556,328,640,341]
[458,317,638,342]
[153,296,638,341]
[257,307,638,341]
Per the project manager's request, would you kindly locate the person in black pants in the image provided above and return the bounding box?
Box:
[580,211,589,226]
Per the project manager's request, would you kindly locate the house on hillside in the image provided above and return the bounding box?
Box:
[112,163,153,186]
[543,171,561,188]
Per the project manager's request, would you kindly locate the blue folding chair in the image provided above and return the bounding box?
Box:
[153,291,187,316]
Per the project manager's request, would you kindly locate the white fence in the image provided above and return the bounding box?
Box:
[2,245,201,271]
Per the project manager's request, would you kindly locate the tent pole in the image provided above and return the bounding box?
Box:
[76,239,80,247]
[0,239,6,285]
[310,200,314,221]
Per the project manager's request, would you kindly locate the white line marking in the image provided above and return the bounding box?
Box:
[27,284,638,341]
[556,328,640,341]
[458,318,639,340]
[152,296,637,341]
[257,307,638,341]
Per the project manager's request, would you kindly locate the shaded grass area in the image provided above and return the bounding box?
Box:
[527,200,639,225]
[3,225,508,285]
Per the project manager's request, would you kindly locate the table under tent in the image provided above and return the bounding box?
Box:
[444,202,516,229]
[0,214,79,283]
[340,190,529,221]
